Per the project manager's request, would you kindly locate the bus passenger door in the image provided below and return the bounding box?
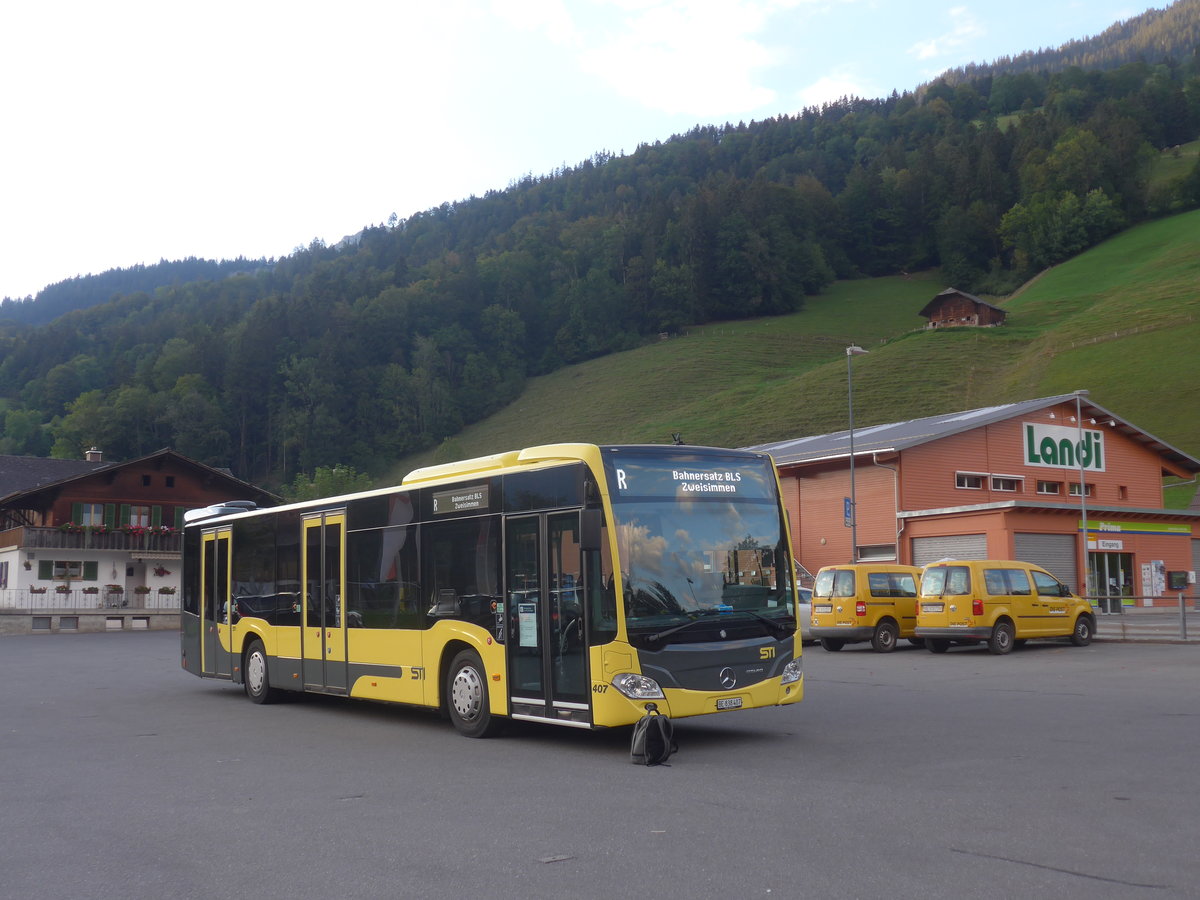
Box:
[201,529,232,677]
[302,512,347,693]
[505,512,590,724]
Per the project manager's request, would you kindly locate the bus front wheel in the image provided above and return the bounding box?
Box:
[245,641,281,705]
[446,649,503,738]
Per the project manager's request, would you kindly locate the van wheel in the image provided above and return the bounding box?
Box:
[871,621,899,653]
[1070,615,1094,647]
[446,649,504,738]
[927,639,950,653]
[819,638,845,652]
[988,621,1015,655]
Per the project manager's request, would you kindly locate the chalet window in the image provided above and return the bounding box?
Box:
[38,560,98,581]
[991,476,1022,492]
[1068,483,1095,497]
[142,475,152,486]
[79,503,104,526]
[166,476,175,488]
[129,505,152,527]
[955,472,985,490]
[1037,481,1061,495]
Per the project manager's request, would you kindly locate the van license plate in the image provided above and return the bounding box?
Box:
[716,697,743,710]
[922,603,944,613]
[815,604,832,614]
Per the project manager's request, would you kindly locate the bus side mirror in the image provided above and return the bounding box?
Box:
[580,509,602,552]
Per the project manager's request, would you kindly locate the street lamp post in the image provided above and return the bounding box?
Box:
[846,345,869,563]
[1074,389,1089,600]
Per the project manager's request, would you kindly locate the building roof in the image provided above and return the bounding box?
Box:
[0,448,280,508]
[0,455,108,501]
[744,393,1200,475]
[918,287,1007,318]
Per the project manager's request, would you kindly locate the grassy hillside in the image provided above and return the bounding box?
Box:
[388,211,1200,504]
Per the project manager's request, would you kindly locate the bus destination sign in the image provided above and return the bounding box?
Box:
[432,484,490,515]
[604,452,775,501]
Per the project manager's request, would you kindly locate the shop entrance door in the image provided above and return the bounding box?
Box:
[1089,551,1133,614]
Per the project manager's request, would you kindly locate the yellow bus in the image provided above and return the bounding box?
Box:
[180,443,803,736]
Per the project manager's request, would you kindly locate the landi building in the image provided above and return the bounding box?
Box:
[747,394,1200,608]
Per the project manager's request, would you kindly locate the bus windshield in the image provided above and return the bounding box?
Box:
[602,449,794,646]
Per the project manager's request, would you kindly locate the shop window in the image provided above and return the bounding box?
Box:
[1037,481,1061,495]
[955,472,985,490]
[991,476,1022,492]
[857,544,897,562]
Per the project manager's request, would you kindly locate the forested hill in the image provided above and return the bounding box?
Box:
[936,0,1200,87]
[0,257,268,324]
[1,3,1199,491]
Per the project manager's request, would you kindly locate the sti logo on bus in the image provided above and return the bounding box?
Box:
[1023,422,1105,472]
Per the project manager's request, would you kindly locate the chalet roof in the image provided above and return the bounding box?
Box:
[0,455,108,501]
[744,393,1200,475]
[918,287,1007,318]
[0,448,280,508]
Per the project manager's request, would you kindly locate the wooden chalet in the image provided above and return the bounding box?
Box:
[919,287,1007,328]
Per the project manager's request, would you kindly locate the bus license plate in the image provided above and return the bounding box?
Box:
[716,697,743,710]
[815,604,832,614]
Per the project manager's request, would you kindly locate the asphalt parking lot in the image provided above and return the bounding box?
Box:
[2,631,1198,899]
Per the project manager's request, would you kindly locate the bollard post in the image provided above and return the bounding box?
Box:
[1180,592,1188,641]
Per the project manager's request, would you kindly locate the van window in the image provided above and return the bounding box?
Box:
[921,571,969,600]
[923,566,970,596]
[833,570,856,598]
[867,572,917,598]
[984,568,1033,596]
[1031,569,1066,596]
[815,569,856,598]
[1007,570,1032,595]
[984,568,1033,595]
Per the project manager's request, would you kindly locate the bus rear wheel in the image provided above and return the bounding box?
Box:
[446,649,503,738]
[245,640,280,705]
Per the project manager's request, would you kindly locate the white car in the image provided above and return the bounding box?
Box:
[796,587,814,643]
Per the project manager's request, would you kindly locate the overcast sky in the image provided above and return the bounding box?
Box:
[1,0,1152,300]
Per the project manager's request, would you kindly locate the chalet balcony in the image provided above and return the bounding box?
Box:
[0,526,182,554]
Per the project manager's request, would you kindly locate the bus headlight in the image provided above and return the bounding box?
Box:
[612,672,665,700]
[780,658,803,685]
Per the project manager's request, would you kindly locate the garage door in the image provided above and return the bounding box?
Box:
[1015,532,1080,593]
[911,534,987,566]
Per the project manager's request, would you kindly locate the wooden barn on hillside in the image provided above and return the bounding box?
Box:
[919,288,1007,328]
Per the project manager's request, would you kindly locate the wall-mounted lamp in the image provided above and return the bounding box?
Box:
[1048,412,1056,419]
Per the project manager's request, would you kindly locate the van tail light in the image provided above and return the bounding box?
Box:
[856,601,867,617]
[972,598,984,616]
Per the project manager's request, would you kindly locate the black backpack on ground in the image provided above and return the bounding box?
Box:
[630,704,676,766]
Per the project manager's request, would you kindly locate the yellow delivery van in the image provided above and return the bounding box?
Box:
[915,559,1094,654]
[810,564,923,653]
